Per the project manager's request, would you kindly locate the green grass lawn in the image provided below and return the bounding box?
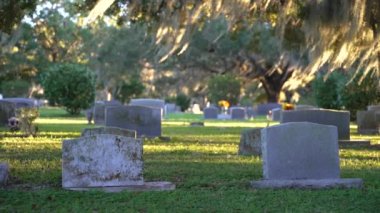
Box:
[0,107,379,212]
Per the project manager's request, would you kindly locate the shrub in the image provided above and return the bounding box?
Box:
[208,74,241,106]
[41,63,95,115]
[115,77,145,103]
[176,93,191,112]
[340,71,380,120]
[312,71,345,109]
[0,80,31,97]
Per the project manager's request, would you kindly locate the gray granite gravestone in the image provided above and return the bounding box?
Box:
[165,103,178,114]
[357,110,380,135]
[280,109,350,140]
[295,105,319,110]
[203,107,218,119]
[81,127,137,138]
[130,99,165,117]
[0,163,9,186]
[93,101,122,125]
[230,107,246,120]
[256,103,282,115]
[250,122,362,189]
[62,134,143,188]
[0,100,16,126]
[238,128,262,156]
[105,105,161,137]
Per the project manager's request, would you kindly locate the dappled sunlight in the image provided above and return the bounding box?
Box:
[36,118,87,124]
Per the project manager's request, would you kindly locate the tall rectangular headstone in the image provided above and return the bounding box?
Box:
[93,100,122,125]
[261,122,340,180]
[203,107,218,119]
[105,105,161,137]
[130,99,165,117]
[62,135,143,188]
[230,107,246,120]
[357,110,380,134]
[280,109,350,140]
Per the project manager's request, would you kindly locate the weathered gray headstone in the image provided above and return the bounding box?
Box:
[130,99,165,117]
[0,163,9,186]
[105,105,161,137]
[261,122,340,180]
[93,101,122,125]
[2,98,36,108]
[238,128,262,156]
[0,100,16,126]
[230,107,246,120]
[203,107,218,119]
[81,127,137,138]
[250,122,362,189]
[357,110,380,135]
[62,134,143,188]
[256,103,282,115]
[280,109,350,140]
[164,103,178,114]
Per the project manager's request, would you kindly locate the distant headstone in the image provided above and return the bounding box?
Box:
[270,108,282,121]
[2,98,36,108]
[238,128,262,156]
[357,111,380,135]
[203,107,218,119]
[246,107,255,119]
[130,99,165,117]
[81,127,136,138]
[105,105,161,137]
[93,100,122,125]
[230,107,246,120]
[0,163,9,186]
[62,134,143,188]
[256,103,282,115]
[251,122,362,189]
[165,103,178,114]
[191,104,202,114]
[0,100,16,126]
[281,109,350,140]
[368,105,380,112]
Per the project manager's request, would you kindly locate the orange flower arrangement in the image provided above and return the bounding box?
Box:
[282,103,295,110]
[218,100,230,108]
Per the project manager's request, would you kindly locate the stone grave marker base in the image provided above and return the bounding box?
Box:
[64,181,175,192]
[338,140,371,148]
[251,178,362,189]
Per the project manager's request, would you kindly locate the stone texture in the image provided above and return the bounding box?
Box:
[261,122,340,180]
[0,100,16,126]
[356,110,379,135]
[230,107,246,120]
[105,105,161,137]
[165,103,179,114]
[93,101,122,125]
[256,103,282,115]
[238,128,262,156]
[130,98,165,117]
[62,134,143,188]
[203,107,218,119]
[280,109,350,140]
[0,163,9,186]
[251,178,363,189]
[81,127,136,138]
[65,181,176,192]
